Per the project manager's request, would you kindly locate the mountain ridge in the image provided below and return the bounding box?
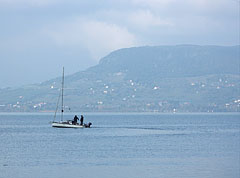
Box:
[0,45,239,112]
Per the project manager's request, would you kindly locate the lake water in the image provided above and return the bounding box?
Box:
[0,113,239,178]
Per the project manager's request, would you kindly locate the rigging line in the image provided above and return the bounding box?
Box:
[53,89,61,122]
[61,67,64,122]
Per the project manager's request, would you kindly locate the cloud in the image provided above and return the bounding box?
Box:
[0,0,58,7]
[130,0,238,18]
[44,18,137,61]
[82,21,137,60]
[131,0,176,8]
[128,10,173,28]
[131,0,238,16]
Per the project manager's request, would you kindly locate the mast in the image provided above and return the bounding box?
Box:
[61,67,64,121]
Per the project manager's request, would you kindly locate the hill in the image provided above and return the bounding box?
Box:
[0,45,239,112]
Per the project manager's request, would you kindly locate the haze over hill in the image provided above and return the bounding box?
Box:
[0,45,239,112]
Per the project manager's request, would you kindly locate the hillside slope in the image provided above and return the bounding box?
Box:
[0,45,239,112]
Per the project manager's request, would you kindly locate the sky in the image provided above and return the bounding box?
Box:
[0,0,239,88]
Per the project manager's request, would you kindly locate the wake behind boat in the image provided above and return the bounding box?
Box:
[51,67,92,128]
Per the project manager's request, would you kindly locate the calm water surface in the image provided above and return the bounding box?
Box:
[0,113,239,178]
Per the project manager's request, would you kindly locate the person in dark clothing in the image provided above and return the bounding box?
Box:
[73,115,79,125]
[80,115,84,125]
[84,122,92,128]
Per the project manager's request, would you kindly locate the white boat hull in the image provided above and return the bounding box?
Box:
[52,122,84,128]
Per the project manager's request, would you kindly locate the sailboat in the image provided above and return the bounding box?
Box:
[51,67,92,128]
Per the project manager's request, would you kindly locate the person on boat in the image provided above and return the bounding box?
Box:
[84,122,92,128]
[80,115,84,125]
[73,115,79,125]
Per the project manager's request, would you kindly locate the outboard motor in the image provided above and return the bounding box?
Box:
[84,122,92,128]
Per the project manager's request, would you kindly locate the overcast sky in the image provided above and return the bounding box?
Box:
[0,0,239,88]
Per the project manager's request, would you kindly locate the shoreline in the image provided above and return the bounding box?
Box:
[0,111,239,116]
